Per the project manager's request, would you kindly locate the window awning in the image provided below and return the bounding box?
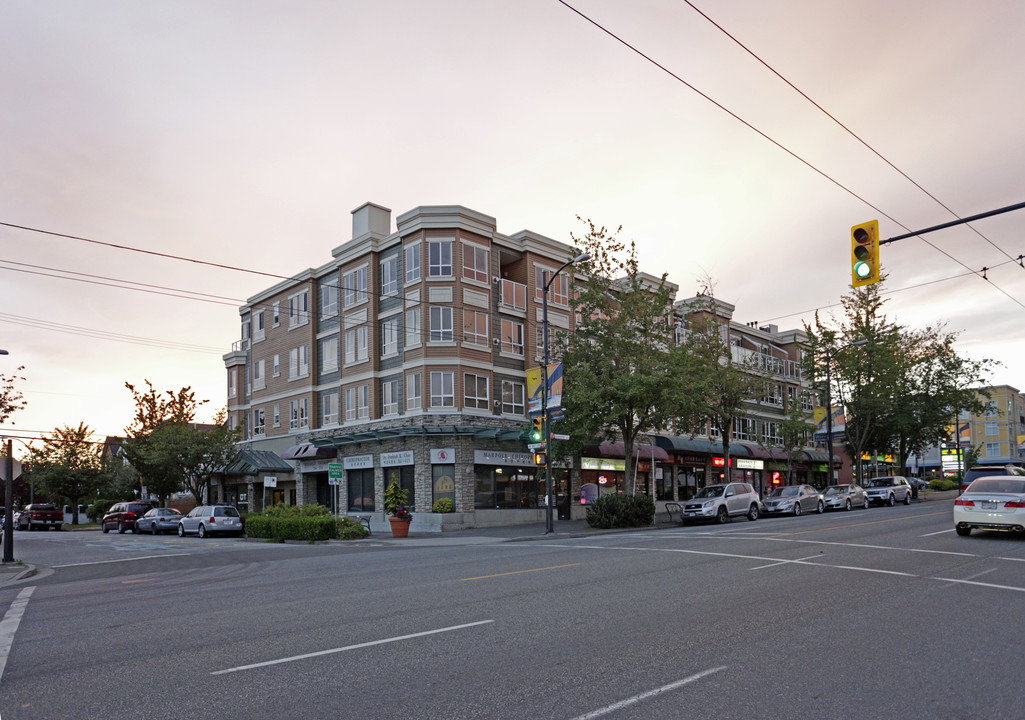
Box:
[282,443,337,460]
[309,425,525,448]
[654,435,723,455]
[587,441,669,461]
[223,449,294,476]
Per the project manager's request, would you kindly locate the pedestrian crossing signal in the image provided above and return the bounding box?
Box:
[533,452,547,466]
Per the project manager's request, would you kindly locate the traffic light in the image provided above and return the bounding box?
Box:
[530,417,544,442]
[851,219,880,287]
[533,451,548,466]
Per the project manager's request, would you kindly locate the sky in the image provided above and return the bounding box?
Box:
[3,0,1025,445]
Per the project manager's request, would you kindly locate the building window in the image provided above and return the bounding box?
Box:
[272,403,280,428]
[432,464,456,506]
[320,335,339,374]
[345,386,369,421]
[536,267,569,306]
[252,408,265,436]
[272,354,280,377]
[320,277,339,319]
[381,318,399,357]
[986,442,1001,457]
[380,256,399,297]
[289,290,310,328]
[405,243,421,283]
[985,421,999,436]
[344,327,369,364]
[763,383,784,406]
[406,373,422,410]
[762,421,783,445]
[462,309,489,346]
[228,370,237,399]
[253,359,266,390]
[343,266,368,308]
[428,239,453,277]
[382,379,400,416]
[501,380,525,415]
[499,279,526,311]
[535,326,567,361]
[347,469,374,512]
[405,308,421,349]
[272,301,280,327]
[464,373,489,410]
[430,306,454,342]
[462,243,489,283]
[357,385,369,419]
[320,390,339,426]
[289,345,309,379]
[735,417,757,442]
[253,311,265,342]
[501,319,524,355]
[430,371,454,408]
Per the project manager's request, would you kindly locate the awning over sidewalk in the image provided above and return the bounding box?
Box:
[223,449,294,476]
[655,436,722,455]
[587,441,669,461]
[282,443,337,460]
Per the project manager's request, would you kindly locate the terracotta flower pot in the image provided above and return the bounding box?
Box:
[388,516,410,538]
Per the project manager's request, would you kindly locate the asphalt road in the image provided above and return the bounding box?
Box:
[0,500,1022,720]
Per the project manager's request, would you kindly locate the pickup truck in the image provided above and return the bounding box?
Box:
[17,503,63,531]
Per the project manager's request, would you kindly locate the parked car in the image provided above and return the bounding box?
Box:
[822,484,869,511]
[16,503,63,531]
[864,476,913,506]
[960,464,1025,494]
[178,505,244,538]
[135,507,184,535]
[762,484,824,516]
[954,476,1025,536]
[681,483,760,524]
[910,478,930,491]
[101,501,158,534]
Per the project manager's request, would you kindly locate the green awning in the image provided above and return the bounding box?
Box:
[309,425,526,449]
[223,449,293,476]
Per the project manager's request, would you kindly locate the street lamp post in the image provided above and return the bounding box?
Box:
[824,340,867,486]
[1,348,12,562]
[541,252,589,535]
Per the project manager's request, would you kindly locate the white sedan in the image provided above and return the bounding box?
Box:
[953,476,1025,536]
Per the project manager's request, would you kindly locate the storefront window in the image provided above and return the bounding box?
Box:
[347,469,375,511]
[473,466,538,508]
[432,464,455,505]
[384,466,415,509]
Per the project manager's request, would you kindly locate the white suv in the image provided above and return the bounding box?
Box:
[681,483,760,524]
[864,476,913,506]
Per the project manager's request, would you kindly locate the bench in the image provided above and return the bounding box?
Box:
[354,515,372,535]
[664,502,683,523]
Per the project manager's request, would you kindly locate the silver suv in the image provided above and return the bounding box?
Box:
[682,482,760,524]
[177,505,244,538]
[864,476,913,506]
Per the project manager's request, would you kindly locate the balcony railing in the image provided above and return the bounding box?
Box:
[499,279,527,311]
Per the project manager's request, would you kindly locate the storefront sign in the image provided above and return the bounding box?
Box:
[581,457,626,471]
[474,450,534,466]
[343,454,374,470]
[736,458,764,470]
[381,450,415,467]
[430,448,455,464]
[675,454,705,465]
[302,459,333,473]
[264,476,278,487]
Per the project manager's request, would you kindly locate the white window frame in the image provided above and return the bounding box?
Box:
[405,308,421,349]
[357,385,369,419]
[405,242,421,283]
[428,239,453,277]
[321,390,339,426]
[253,359,266,390]
[430,371,455,408]
[272,301,280,327]
[381,318,399,357]
[289,345,309,379]
[406,373,422,410]
[253,311,266,342]
[535,266,569,306]
[320,277,339,319]
[986,441,1001,457]
[985,421,1000,436]
[343,266,368,309]
[382,379,400,416]
[380,256,399,296]
[288,290,310,328]
[228,370,237,398]
[461,242,489,283]
[320,336,339,374]
[430,306,454,343]
[463,373,489,410]
[501,380,525,415]
[462,309,489,346]
[252,408,265,436]
[272,403,280,428]
[501,319,524,355]
[272,354,280,378]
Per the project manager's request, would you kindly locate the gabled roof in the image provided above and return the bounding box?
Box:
[223,449,293,476]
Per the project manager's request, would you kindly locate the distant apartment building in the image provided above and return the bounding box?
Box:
[223,202,819,530]
[964,385,1025,464]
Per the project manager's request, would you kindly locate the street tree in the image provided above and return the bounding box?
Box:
[23,422,104,524]
[559,219,707,495]
[0,366,27,425]
[779,390,817,483]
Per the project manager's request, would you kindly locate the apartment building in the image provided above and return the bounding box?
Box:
[964,385,1025,464]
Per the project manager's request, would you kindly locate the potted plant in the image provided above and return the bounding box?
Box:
[384,480,412,538]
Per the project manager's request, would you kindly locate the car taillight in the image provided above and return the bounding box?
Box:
[209,516,216,524]
[1004,500,1025,508]
[954,498,974,506]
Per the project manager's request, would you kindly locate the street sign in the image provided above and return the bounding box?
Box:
[528,443,546,451]
[551,433,570,441]
[328,462,344,486]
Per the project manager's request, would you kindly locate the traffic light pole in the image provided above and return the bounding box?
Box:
[880,200,1025,245]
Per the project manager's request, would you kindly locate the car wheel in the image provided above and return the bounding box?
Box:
[887,494,895,507]
[794,502,802,516]
[903,492,911,505]
[102,523,110,534]
[816,500,824,514]
[178,523,186,537]
[198,523,207,538]
[117,522,126,534]
[715,506,729,524]
[747,504,759,521]
[955,526,971,537]
[845,499,852,511]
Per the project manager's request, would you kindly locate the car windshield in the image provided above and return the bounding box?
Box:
[158,509,181,516]
[824,486,847,495]
[694,486,725,499]
[967,478,1025,494]
[213,507,240,517]
[865,479,893,488]
[768,487,799,497]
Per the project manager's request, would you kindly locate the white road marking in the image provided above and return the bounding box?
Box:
[212,620,494,675]
[52,553,191,568]
[0,586,35,682]
[566,666,727,720]
[922,528,955,536]
[750,554,821,570]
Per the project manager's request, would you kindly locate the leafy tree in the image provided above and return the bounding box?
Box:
[0,365,27,425]
[23,423,104,524]
[779,390,817,483]
[560,219,707,495]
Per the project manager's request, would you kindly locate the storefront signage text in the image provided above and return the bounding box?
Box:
[343,454,374,470]
[381,451,415,467]
[474,450,534,466]
[581,457,626,471]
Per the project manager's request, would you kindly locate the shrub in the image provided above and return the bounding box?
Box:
[432,498,454,513]
[586,494,655,529]
[384,480,409,517]
[85,500,114,523]
[929,478,958,491]
[337,516,371,540]
[244,512,337,542]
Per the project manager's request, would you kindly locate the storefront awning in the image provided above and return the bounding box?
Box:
[310,425,525,448]
[223,449,294,476]
[803,448,833,463]
[654,435,723,455]
[282,443,337,460]
[588,441,669,461]
[732,442,791,461]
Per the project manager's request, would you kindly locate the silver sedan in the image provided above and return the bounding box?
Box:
[822,484,869,511]
[135,508,184,535]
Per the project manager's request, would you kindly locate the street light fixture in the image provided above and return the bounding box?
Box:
[541,252,589,535]
[824,339,868,486]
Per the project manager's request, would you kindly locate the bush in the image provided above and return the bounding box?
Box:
[244,505,338,542]
[929,478,958,491]
[85,500,114,523]
[432,498,454,513]
[337,516,371,540]
[586,494,655,529]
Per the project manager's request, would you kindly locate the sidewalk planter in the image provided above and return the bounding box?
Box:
[388,517,411,538]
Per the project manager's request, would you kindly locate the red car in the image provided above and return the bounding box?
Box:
[101,501,157,534]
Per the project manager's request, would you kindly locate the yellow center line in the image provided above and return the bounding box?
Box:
[765,509,951,537]
[461,563,580,581]
[121,578,158,584]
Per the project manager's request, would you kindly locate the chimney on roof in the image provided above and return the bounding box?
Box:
[351,202,392,242]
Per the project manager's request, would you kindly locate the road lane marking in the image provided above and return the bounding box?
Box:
[566,666,727,720]
[462,563,580,581]
[53,553,190,568]
[750,554,821,570]
[0,586,35,683]
[760,509,951,537]
[934,577,1025,593]
[211,620,494,675]
[922,528,955,536]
